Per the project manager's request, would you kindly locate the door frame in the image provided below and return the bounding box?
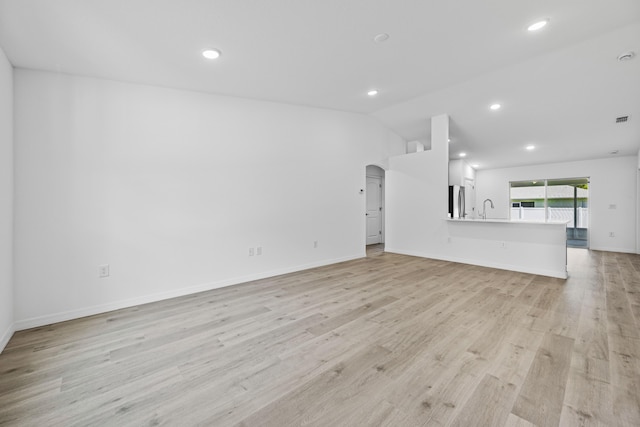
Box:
[463,177,475,219]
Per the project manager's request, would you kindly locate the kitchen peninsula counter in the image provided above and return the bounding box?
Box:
[443,218,568,278]
[446,218,568,225]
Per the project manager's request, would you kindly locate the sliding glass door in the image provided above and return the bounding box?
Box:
[510,177,589,248]
[510,180,546,222]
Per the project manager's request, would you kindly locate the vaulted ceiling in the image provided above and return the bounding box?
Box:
[0,0,638,169]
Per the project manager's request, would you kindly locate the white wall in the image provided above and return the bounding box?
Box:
[13,69,405,328]
[0,46,13,351]
[448,159,475,186]
[475,156,638,253]
[386,115,450,255]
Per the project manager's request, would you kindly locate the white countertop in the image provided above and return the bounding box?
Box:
[446,218,568,225]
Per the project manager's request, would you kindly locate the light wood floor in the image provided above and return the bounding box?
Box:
[2,246,640,426]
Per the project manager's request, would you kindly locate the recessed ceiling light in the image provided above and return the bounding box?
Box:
[373,33,390,43]
[527,19,549,32]
[526,145,535,151]
[471,164,479,168]
[367,89,379,97]
[448,138,451,143]
[202,49,222,60]
[459,152,467,157]
[490,103,501,110]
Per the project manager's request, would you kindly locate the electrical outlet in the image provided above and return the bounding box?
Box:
[249,247,255,256]
[314,241,318,248]
[256,246,262,256]
[98,264,110,278]
[609,232,615,237]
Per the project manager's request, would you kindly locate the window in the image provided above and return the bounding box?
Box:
[510,177,589,248]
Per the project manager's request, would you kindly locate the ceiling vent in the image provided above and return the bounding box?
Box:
[616,116,629,123]
[618,51,635,62]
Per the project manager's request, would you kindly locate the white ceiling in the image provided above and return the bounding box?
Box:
[0,0,639,169]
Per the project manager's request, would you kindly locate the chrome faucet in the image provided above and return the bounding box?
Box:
[480,198,494,219]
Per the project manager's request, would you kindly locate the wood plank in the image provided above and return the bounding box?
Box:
[306,295,398,336]
[488,337,538,389]
[505,413,537,427]
[561,299,613,426]
[511,333,575,427]
[235,345,392,426]
[450,374,517,427]
[608,335,640,425]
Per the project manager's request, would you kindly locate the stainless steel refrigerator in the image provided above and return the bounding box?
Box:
[449,185,466,219]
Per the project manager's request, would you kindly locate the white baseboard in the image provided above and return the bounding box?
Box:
[14,254,364,331]
[384,247,567,279]
[0,322,15,354]
[589,245,637,254]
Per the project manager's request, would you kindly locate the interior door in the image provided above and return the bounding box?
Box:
[464,178,476,218]
[366,176,382,245]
